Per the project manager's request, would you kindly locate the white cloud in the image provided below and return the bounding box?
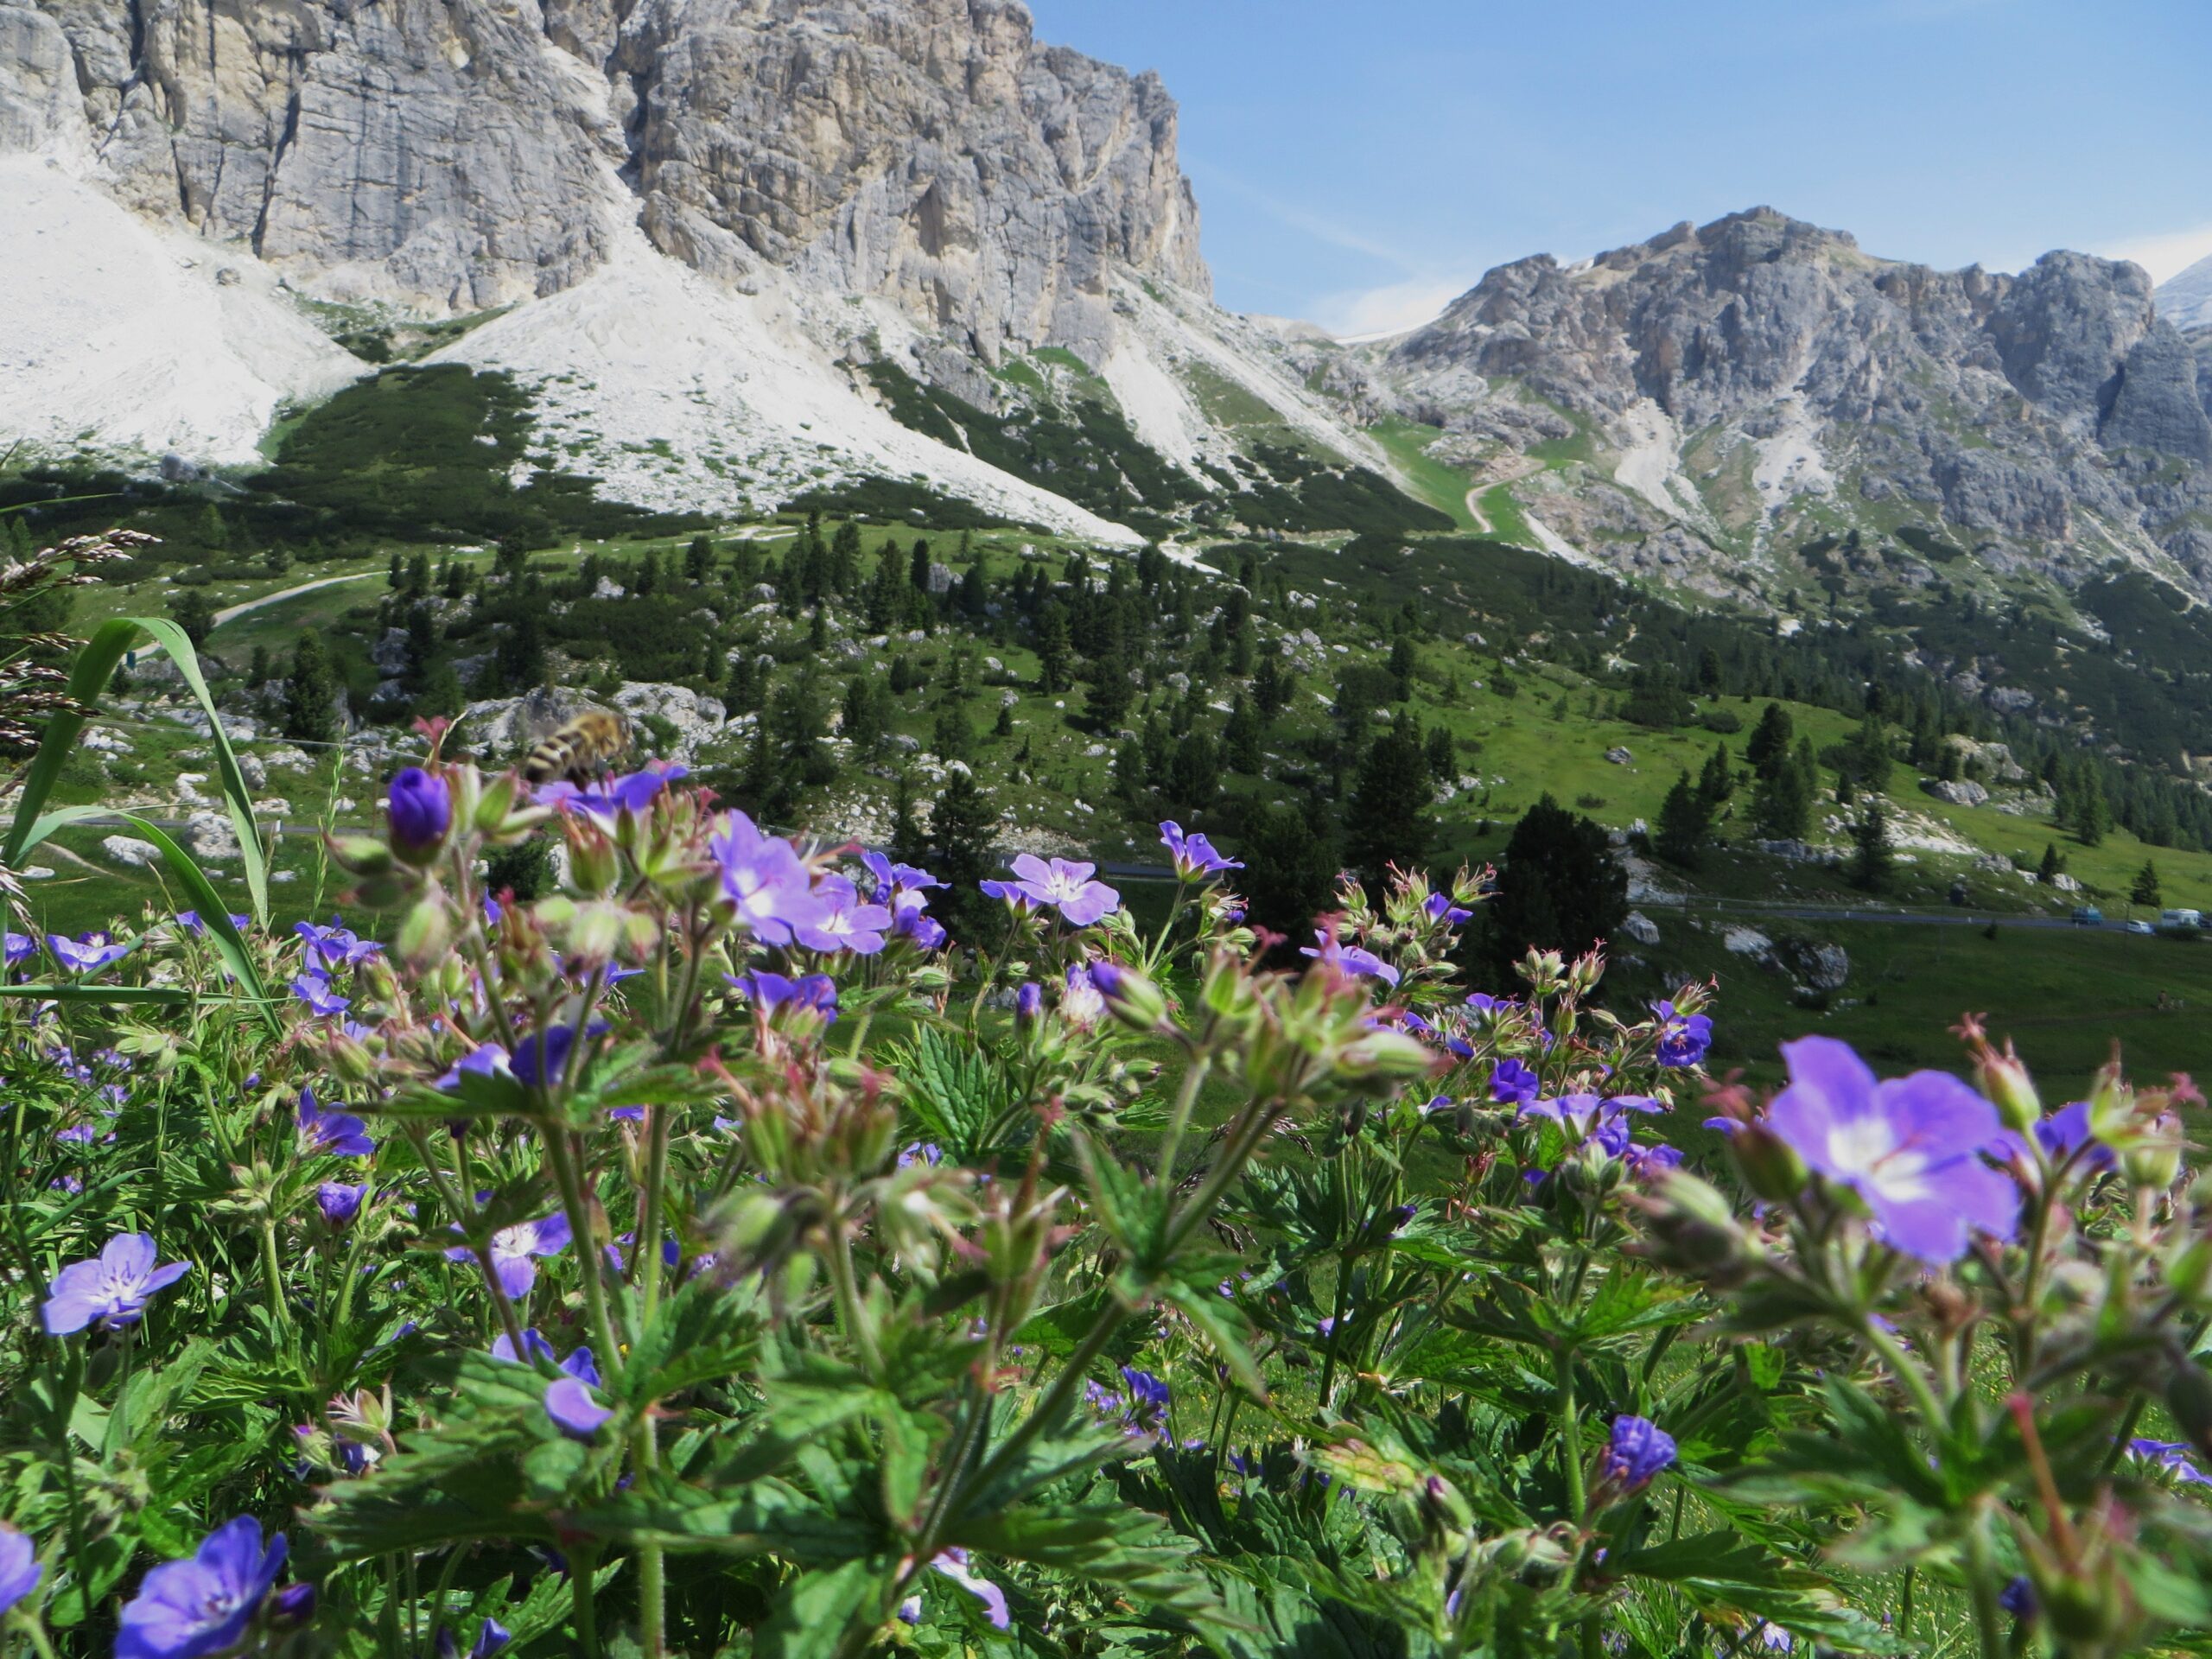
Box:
[2098,224,2212,285]
[1312,277,1466,340]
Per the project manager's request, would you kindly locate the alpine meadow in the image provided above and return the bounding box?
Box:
[6,2,2212,1656]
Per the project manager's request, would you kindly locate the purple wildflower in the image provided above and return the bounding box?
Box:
[114,1515,286,1659]
[976,878,1038,912]
[492,1329,601,1386]
[1059,963,1105,1029]
[929,1548,1011,1631]
[1120,1366,1171,1431]
[289,972,350,1018]
[2131,1439,2212,1485]
[315,1183,367,1228]
[1006,853,1120,925]
[1597,1415,1675,1496]
[1423,892,1472,926]
[3,932,34,967]
[435,1044,513,1091]
[791,873,893,955]
[42,1234,190,1335]
[296,1087,374,1158]
[446,1213,571,1300]
[733,970,840,1025]
[899,1142,944,1170]
[711,811,829,944]
[0,1526,41,1617]
[1651,1001,1713,1069]
[1160,820,1243,877]
[387,767,452,858]
[1764,1037,2018,1263]
[544,1376,613,1440]
[1490,1058,1541,1106]
[511,1020,609,1088]
[1300,928,1401,986]
[293,918,379,969]
[1014,982,1043,1024]
[535,763,687,825]
[2031,1101,2116,1173]
[1999,1576,2037,1618]
[48,933,131,974]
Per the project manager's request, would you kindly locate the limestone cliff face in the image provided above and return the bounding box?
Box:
[1354,208,2212,594]
[0,0,1207,347]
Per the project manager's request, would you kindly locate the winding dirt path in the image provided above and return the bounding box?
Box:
[135,570,387,658]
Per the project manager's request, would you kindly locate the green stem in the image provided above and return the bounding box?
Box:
[544,1128,623,1382]
[258,1217,290,1333]
[423,1542,469,1657]
[404,1123,529,1357]
[825,1212,883,1376]
[1861,1316,1948,1433]
[569,1548,603,1659]
[11,1609,60,1659]
[1964,1510,2007,1659]
[1154,1045,1212,1185]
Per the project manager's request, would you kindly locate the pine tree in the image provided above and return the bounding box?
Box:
[2037,842,2063,885]
[1751,743,1814,839]
[909,538,933,593]
[684,535,715,584]
[1241,803,1338,942]
[1483,796,1628,981]
[247,644,270,690]
[1166,729,1218,818]
[497,607,545,691]
[1852,710,1892,794]
[1424,723,1457,782]
[1084,644,1131,730]
[1745,702,1795,779]
[1654,770,1710,870]
[1387,636,1417,702]
[1254,651,1292,718]
[2132,860,2163,910]
[1344,723,1431,883]
[931,768,997,938]
[403,601,437,693]
[1848,801,1892,892]
[1696,741,1734,810]
[168,588,217,649]
[2073,764,2109,847]
[282,628,340,743]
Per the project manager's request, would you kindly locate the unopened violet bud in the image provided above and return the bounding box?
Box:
[274,1581,317,1624]
[1085,959,1167,1031]
[1729,1120,1808,1204]
[387,767,452,865]
[316,1182,368,1229]
[1014,981,1042,1025]
[1592,1414,1675,1503]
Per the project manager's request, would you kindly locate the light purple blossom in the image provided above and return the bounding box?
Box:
[3,932,35,967]
[296,1087,374,1158]
[294,918,380,970]
[1060,963,1105,1030]
[1764,1037,2018,1264]
[791,873,893,955]
[979,878,1039,913]
[537,763,688,825]
[289,972,350,1018]
[1160,821,1243,877]
[492,1328,601,1386]
[1518,1095,1660,1162]
[0,1525,41,1617]
[115,1516,287,1659]
[42,1233,190,1334]
[712,811,830,944]
[1300,928,1400,986]
[446,1213,571,1300]
[2131,1439,2212,1485]
[544,1376,613,1440]
[734,970,840,1024]
[929,1548,1011,1630]
[1006,853,1120,925]
[1422,892,1472,926]
[435,1044,513,1091]
[48,933,131,974]
[511,1020,609,1089]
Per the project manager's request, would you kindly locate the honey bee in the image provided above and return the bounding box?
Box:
[521,709,631,787]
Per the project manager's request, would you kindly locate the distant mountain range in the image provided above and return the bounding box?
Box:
[7,0,2212,639]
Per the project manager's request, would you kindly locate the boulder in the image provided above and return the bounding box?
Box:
[1770,934,1850,993]
[1924,778,1989,808]
[1619,910,1661,946]
[1604,746,1634,766]
[182,810,242,862]
[102,836,162,868]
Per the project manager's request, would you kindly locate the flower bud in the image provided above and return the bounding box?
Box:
[397,894,454,966]
[1729,1121,1808,1204]
[2121,1113,2182,1191]
[1014,981,1043,1026]
[1085,960,1168,1032]
[387,767,453,867]
[570,820,620,895]
[2164,1241,2212,1307]
[1977,1045,2042,1135]
[326,833,396,878]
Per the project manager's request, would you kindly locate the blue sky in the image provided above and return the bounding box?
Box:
[1026,0,2212,334]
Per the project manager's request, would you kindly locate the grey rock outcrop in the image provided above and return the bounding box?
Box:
[2,0,1206,358]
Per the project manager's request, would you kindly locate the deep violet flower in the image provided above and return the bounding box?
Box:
[1006,853,1120,925]
[293,918,380,969]
[492,1329,601,1386]
[289,971,350,1018]
[1160,820,1243,877]
[1764,1037,2018,1264]
[1422,891,1472,926]
[386,766,452,858]
[42,1233,190,1335]
[1596,1414,1675,1497]
[1300,928,1400,986]
[536,764,688,823]
[437,1617,514,1657]
[114,1515,287,1659]
[734,971,839,1024]
[1490,1058,1541,1106]
[1651,1001,1713,1068]
[511,1020,610,1088]
[435,1044,513,1091]
[296,1086,374,1158]
[48,933,131,974]
[2130,1439,2212,1486]
[315,1183,367,1228]
[1014,981,1044,1025]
